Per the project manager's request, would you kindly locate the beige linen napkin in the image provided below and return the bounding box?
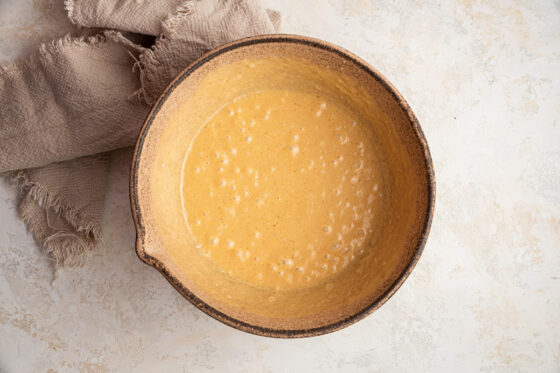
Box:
[0,0,278,267]
[66,0,281,37]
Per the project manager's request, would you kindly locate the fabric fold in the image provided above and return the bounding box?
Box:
[8,154,110,267]
[0,31,149,266]
[65,0,184,36]
[136,0,276,104]
[0,31,150,173]
[65,0,281,37]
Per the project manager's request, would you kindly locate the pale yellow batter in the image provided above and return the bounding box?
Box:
[181,89,380,290]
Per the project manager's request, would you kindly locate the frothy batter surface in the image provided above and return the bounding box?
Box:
[181,89,381,290]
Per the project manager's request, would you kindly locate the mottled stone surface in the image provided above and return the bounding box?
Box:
[1,0,559,371]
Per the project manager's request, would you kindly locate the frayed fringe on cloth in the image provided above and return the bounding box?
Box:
[8,171,101,268]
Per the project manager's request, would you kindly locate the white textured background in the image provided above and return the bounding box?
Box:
[1,0,559,372]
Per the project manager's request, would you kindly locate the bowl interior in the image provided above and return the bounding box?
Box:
[132,36,433,336]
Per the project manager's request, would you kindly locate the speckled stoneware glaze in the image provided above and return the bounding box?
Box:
[130,34,435,338]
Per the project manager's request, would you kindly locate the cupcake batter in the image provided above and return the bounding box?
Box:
[181,89,381,290]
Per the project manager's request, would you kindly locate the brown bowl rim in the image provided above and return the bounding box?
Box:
[130,34,436,338]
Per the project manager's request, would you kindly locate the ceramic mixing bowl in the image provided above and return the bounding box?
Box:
[130,35,435,337]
